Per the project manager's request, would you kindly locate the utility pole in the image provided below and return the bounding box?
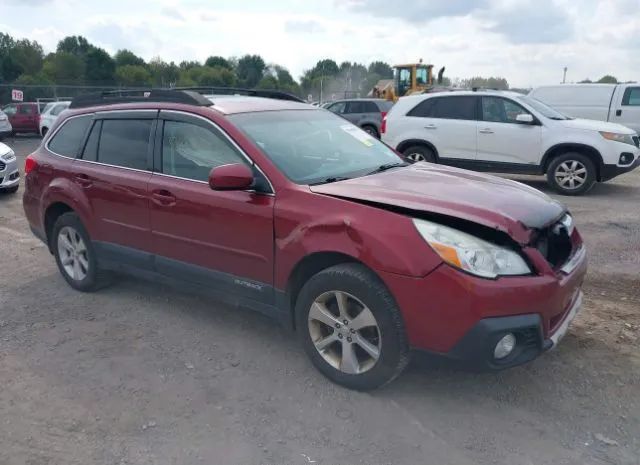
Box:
[562,67,567,84]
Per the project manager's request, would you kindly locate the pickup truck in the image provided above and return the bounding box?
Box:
[529,83,640,133]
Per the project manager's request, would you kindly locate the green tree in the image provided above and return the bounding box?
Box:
[114,49,146,67]
[56,35,91,57]
[460,76,509,90]
[196,66,237,87]
[236,54,266,87]
[148,58,180,87]
[42,52,85,84]
[597,75,618,84]
[13,73,54,99]
[85,47,116,84]
[10,39,44,75]
[115,65,152,87]
[367,61,393,78]
[179,60,200,70]
[205,56,231,70]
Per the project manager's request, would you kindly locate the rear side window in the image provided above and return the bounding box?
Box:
[48,115,92,157]
[622,87,640,106]
[97,119,152,170]
[346,101,365,113]
[431,96,477,120]
[407,98,436,117]
[362,101,379,113]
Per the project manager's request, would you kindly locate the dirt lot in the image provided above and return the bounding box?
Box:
[1,136,638,465]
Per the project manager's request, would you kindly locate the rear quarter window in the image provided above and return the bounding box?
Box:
[47,115,92,158]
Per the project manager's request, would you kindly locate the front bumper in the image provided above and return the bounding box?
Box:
[379,241,587,369]
[600,157,640,181]
[0,156,20,189]
[442,290,582,370]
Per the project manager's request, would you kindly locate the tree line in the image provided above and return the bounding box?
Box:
[1,31,520,103]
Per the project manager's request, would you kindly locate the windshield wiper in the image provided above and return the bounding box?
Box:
[309,176,352,185]
[366,162,407,175]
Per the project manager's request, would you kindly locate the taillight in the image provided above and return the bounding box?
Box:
[381,115,387,134]
[25,154,38,175]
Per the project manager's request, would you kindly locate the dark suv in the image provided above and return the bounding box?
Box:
[23,89,586,390]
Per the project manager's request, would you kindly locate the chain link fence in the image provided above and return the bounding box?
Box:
[0,84,150,106]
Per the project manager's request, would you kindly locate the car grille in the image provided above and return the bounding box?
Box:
[0,161,5,171]
[535,219,573,269]
[633,135,639,148]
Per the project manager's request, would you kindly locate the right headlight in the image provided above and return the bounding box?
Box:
[413,219,531,279]
[599,131,636,146]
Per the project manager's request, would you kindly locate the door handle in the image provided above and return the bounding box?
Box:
[479,128,494,134]
[73,173,92,187]
[616,109,622,116]
[151,189,176,206]
[424,124,437,129]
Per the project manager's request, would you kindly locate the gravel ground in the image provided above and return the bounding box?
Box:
[1,136,638,465]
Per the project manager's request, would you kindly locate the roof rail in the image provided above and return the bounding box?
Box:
[69,89,213,109]
[471,87,503,92]
[174,86,305,103]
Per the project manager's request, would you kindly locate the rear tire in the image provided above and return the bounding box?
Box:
[403,144,436,163]
[295,263,410,390]
[546,152,596,196]
[52,212,110,292]
[361,124,379,139]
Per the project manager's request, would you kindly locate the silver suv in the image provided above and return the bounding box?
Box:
[325,98,393,138]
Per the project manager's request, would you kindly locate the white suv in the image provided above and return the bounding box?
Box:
[382,90,640,195]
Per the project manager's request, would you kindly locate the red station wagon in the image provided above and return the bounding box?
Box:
[23,89,587,390]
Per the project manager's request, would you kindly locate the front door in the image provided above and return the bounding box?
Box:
[71,113,155,266]
[610,86,640,134]
[476,96,543,166]
[148,111,275,304]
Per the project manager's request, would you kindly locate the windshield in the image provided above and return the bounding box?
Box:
[230,110,402,184]
[517,95,571,120]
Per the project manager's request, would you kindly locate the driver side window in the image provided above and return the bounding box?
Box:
[161,120,246,182]
[482,97,531,124]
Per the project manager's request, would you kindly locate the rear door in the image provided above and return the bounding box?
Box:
[476,96,543,166]
[148,110,275,303]
[610,86,640,134]
[409,95,478,161]
[343,101,365,125]
[12,104,35,131]
[71,111,155,267]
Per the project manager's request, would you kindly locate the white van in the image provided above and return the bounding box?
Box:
[529,84,640,133]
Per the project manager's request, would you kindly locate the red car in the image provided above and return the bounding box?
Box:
[23,89,587,390]
[2,102,40,135]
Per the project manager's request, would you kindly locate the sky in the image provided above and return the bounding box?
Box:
[1,0,639,87]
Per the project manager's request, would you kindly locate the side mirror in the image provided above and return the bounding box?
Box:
[208,163,254,191]
[516,113,534,124]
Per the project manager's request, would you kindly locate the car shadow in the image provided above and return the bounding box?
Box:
[502,175,638,198]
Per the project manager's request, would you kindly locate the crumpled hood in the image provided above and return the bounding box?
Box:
[557,118,636,134]
[310,163,566,244]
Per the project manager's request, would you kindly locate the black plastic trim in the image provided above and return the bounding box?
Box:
[439,158,542,174]
[600,158,640,181]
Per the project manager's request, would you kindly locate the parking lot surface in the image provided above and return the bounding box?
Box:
[1,136,638,465]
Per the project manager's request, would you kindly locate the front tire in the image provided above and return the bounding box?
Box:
[295,263,410,390]
[52,212,109,292]
[403,144,436,163]
[546,152,596,196]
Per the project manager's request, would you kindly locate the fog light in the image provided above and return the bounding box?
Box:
[619,152,633,165]
[494,333,516,359]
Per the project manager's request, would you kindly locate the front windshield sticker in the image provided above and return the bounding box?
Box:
[341,124,375,147]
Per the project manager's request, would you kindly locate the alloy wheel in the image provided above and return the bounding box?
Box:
[57,226,89,281]
[308,291,381,374]
[406,152,426,162]
[554,160,587,189]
